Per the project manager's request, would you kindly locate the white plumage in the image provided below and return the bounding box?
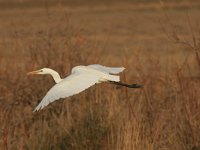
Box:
[27,64,125,112]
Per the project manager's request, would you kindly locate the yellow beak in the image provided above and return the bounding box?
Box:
[27,70,41,75]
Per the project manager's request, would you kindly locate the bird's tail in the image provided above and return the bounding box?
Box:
[101,74,120,82]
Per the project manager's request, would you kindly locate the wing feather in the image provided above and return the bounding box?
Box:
[88,64,125,74]
[34,72,100,112]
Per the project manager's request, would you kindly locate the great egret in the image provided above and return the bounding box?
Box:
[27,64,142,112]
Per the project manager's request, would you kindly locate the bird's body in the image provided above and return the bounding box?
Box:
[27,64,142,112]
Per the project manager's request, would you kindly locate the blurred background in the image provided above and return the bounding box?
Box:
[1,0,200,149]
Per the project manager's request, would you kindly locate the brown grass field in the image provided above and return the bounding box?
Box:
[1,0,200,149]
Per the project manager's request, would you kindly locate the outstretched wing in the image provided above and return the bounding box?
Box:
[88,64,125,74]
[34,72,100,112]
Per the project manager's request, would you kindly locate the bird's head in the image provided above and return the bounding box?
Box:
[27,68,62,83]
[27,68,55,75]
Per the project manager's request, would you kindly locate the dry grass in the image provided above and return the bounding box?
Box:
[1,1,200,150]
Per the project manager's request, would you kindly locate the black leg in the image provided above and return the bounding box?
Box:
[109,81,143,88]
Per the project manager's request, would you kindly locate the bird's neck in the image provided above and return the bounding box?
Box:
[50,71,62,83]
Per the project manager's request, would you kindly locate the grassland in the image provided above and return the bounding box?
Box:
[1,1,200,150]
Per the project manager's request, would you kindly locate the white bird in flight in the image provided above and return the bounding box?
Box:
[27,64,142,112]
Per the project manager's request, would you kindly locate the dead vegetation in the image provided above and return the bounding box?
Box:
[1,1,200,150]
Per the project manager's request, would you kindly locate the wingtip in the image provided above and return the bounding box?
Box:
[33,108,39,113]
[33,100,48,112]
[119,67,125,72]
[33,105,42,112]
